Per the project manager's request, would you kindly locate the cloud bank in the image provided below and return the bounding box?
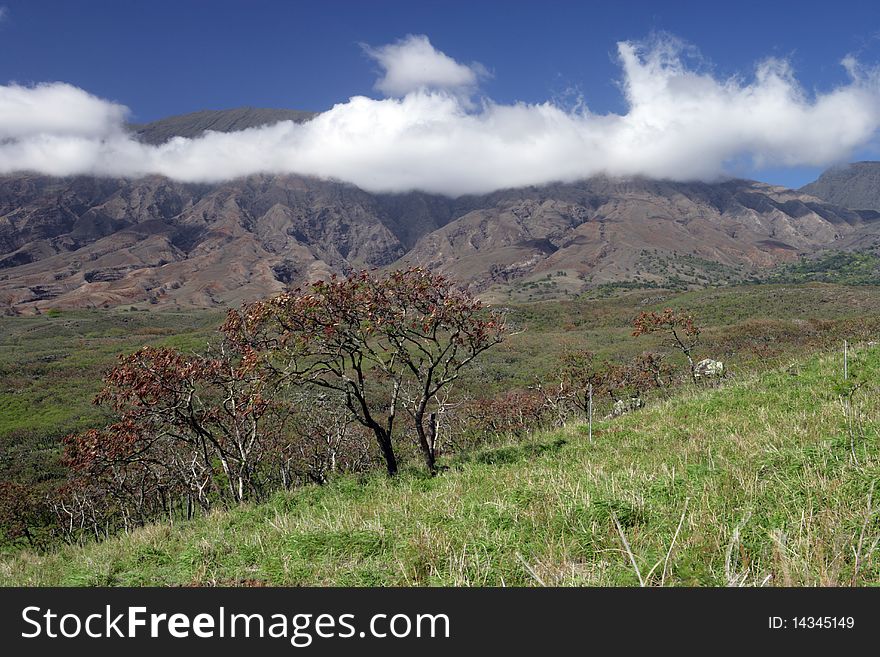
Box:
[1,34,880,195]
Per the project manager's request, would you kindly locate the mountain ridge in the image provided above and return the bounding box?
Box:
[128,107,318,144]
[2,170,878,312]
[800,161,880,212]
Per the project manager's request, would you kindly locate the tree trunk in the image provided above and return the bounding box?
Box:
[373,427,398,476]
[687,354,696,384]
[414,411,438,475]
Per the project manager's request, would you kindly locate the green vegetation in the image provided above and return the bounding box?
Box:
[635,251,749,290]
[3,283,879,490]
[8,283,875,454]
[0,309,220,438]
[502,252,749,302]
[761,251,880,286]
[3,343,878,586]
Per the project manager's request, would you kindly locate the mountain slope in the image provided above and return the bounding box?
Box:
[797,162,880,255]
[404,178,876,292]
[129,107,318,144]
[800,161,880,211]
[3,344,879,586]
[2,171,879,311]
[0,174,463,309]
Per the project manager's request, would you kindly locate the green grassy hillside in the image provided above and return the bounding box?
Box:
[3,342,878,586]
[6,283,877,504]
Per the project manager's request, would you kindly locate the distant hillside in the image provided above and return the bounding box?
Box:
[761,251,880,286]
[801,161,880,211]
[129,107,317,144]
[2,171,879,312]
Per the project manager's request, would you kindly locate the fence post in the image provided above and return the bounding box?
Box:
[588,383,593,443]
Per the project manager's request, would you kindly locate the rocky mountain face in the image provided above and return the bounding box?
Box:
[2,172,877,312]
[796,161,880,256]
[0,173,462,310]
[403,178,878,293]
[2,110,879,312]
[800,162,880,212]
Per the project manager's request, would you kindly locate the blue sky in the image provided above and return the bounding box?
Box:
[2,0,880,190]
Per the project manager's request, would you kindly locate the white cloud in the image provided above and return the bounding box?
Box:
[363,34,487,97]
[1,34,880,195]
[0,7,7,23]
[0,82,128,140]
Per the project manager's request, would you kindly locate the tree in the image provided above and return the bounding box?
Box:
[62,420,183,528]
[0,482,45,548]
[278,390,374,486]
[71,341,290,508]
[223,268,506,476]
[557,349,602,419]
[633,309,701,383]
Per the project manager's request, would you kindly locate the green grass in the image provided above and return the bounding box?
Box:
[761,251,880,286]
[0,309,221,437]
[4,342,879,586]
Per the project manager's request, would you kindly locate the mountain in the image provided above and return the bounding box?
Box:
[3,110,880,313]
[797,162,880,255]
[3,163,879,312]
[0,173,461,310]
[403,178,878,295]
[800,161,880,212]
[129,107,317,144]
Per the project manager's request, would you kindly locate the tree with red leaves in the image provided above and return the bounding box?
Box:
[223,268,506,476]
[0,482,45,548]
[632,308,701,383]
[557,349,602,419]
[66,340,290,509]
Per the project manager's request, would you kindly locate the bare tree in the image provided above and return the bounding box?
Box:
[633,309,701,383]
